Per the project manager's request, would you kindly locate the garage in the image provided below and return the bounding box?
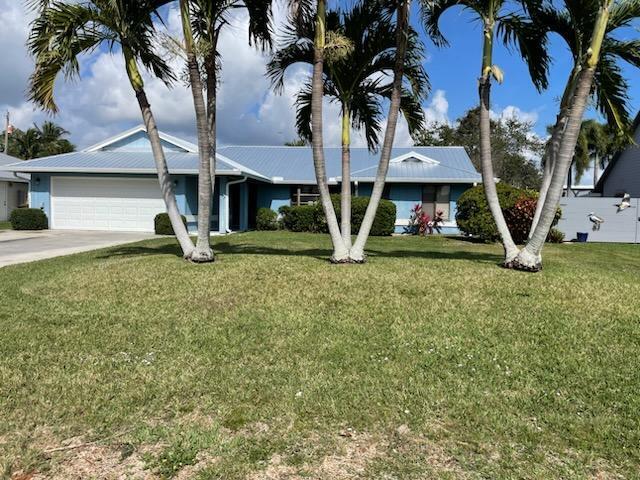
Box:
[51,176,166,232]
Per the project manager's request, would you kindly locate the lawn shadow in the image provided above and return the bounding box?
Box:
[97,242,185,259]
[214,242,501,265]
[97,239,502,265]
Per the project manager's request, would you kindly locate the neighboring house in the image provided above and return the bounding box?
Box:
[556,115,640,243]
[0,152,29,222]
[0,126,480,234]
[594,114,640,197]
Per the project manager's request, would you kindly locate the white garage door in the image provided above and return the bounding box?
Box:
[51,177,167,232]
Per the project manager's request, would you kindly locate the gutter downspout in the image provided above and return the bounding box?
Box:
[225,175,247,233]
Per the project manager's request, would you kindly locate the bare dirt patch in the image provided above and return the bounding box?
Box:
[249,433,382,480]
[12,444,152,480]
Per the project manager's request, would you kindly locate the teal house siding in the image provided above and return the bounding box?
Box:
[254,182,473,235]
[449,184,467,222]
[29,173,51,217]
[257,184,291,212]
[102,131,187,153]
[389,184,422,228]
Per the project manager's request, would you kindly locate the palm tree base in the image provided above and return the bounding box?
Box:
[189,248,216,263]
[503,250,542,273]
[329,255,366,265]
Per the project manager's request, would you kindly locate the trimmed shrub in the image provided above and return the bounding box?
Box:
[9,208,48,230]
[279,204,322,232]
[456,183,526,242]
[278,196,396,236]
[456,184,561,243]
[154,213,187,235]
[256,207,278,231]
[329,195,396,236]
[547,228,565,244]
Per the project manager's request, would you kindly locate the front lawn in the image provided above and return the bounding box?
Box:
[1,232,639,479]
[0,221,11,230]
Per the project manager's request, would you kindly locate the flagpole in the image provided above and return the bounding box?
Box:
[3,112,9,154]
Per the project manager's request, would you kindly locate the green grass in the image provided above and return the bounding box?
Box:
[1,232,639,479]
[0,221,11,230]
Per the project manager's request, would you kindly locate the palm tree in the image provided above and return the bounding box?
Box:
[28,0,196,258]
[526,0,640,237]
[512,0,639,270]
[420,0,550,263]
[1,121,75,159]
[11,129,42,160]
[267,1,428,251]
[293,0,415,262]
[178,0,215,262]
[34,121,75,157]
[156,0,275,261]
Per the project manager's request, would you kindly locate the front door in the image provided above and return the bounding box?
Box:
[0,182,7,222]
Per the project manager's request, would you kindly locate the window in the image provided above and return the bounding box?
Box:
[422,185,450,220]
[291,185,320,205]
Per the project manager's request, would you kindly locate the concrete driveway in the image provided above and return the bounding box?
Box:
[0,230,156,268]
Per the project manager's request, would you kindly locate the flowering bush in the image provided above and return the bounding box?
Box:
[406,204,444,235]
[503,196,562,244]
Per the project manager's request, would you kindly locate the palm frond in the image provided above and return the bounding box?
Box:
[593,54,632,133]
[419,0,465,47]
[497,13,550,91]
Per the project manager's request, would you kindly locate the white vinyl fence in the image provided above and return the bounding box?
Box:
[556,197,640,243]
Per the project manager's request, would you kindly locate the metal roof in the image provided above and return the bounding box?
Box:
[1,146,480,185]
[0,151,251,177]
[216,146,480,184]
[0,152,29,182]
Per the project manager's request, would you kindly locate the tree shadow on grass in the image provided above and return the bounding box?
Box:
[99,240,501,265]
[96,242,185,259]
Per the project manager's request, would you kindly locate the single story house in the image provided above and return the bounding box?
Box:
[0,152,29,222]
[0,126,481,234]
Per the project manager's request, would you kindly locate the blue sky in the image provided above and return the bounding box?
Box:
[410,3,640,136]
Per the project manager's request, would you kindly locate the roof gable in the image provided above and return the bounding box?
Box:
[84,126,197,153]
[390,151,440,165]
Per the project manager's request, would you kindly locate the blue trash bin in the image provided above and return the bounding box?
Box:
[576,232,589,243]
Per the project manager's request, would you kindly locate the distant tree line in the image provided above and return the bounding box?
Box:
[413,107,545,190]
[1,121,74,160]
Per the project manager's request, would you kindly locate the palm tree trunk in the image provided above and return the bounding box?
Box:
[529,69,578,237]
[477,18,519,263]
[124,48,195,258]
[206,30,220,195]
[341,105,352,248]
[529,121,560,238]
[510,68,595,270]
[312,0,349,262]
[349,0,410,262]
[181,0,214,263]
[511,2,612,272]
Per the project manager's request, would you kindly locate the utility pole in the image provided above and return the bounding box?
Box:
[3,111,9,154]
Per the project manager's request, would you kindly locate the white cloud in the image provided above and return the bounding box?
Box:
[491,105,539,125]
[425,90,449,124]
